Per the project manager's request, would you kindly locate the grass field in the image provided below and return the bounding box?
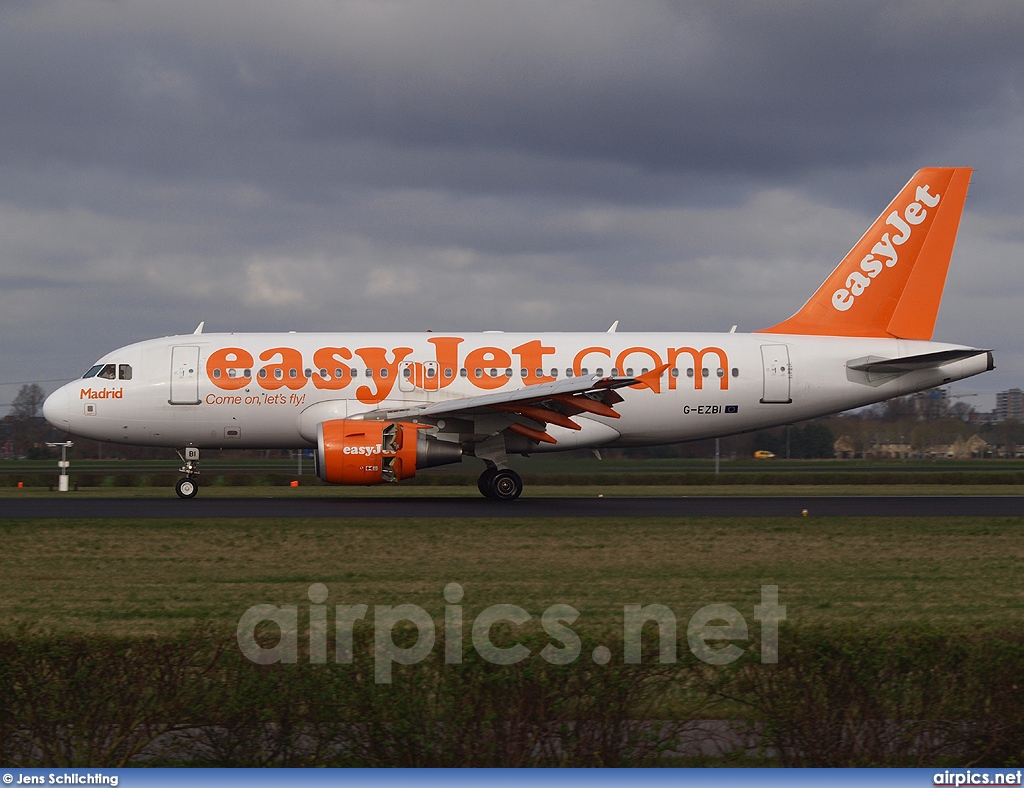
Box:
[2,515,1023,636]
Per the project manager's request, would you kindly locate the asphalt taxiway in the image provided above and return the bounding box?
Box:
[3,495,1024,519]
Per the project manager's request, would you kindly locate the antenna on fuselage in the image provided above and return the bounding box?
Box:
[606,321,619,333]
[193,322,205,335]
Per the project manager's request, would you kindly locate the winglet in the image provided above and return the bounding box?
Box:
[757,168,972,340]
[635,363,671,394]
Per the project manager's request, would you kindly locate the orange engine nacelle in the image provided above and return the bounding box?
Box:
[316,419,462,485]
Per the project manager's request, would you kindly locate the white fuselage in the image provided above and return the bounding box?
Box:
[43,331,991,451]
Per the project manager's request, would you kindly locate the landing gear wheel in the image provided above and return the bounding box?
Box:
[489,469,523,501]
[175,477,199,499]
[477,467,498,498]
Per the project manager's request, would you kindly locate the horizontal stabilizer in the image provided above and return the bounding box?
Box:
[847,349,992,374]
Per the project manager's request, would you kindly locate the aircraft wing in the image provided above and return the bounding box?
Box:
[357,367,667,445]
[373,375,632,418]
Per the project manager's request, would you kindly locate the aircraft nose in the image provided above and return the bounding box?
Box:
[43,385,70,430]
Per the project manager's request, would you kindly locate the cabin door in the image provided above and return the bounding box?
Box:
[760,344,792,404]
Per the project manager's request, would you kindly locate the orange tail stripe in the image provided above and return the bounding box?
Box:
[508,422,558,444]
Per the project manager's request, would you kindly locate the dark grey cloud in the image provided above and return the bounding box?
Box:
[1,0,1023,409]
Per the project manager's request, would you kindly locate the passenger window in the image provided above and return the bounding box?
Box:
[380,369,388,378]
[580,368,588,376]
[213,369,222,379]
[403,367,412,378]
[474,369,482,378]
[427,367,436,378]
[289,369,298,379]
[535,368,543,377]
[566,369,573,377]
[505,368,512,378]
[97,364,116,380]
[717,368,725,378]
[550,368,558,377]
[671,368,679,378]
[732,367,739,378]
[702,368,709,378]
[118,364,132,380]
[83,365,102,379]
[366,369,373,378]
[686,368,694,378]
[596,368,603,376]
[611,368,619,376]
[520,368,528,377]
[460,368,468,378]
[444,368,454,378]
[625,368,633,376]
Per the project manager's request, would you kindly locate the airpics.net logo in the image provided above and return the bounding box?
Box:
[236,583,786,684]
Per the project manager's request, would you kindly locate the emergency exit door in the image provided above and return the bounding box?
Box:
[170,346,201,404]
[760,344,792,404]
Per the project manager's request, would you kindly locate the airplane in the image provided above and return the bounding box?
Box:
[42,167,992,500]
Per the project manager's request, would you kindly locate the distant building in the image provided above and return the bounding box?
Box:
[865,442,913,460]
[923,435,989,459]
[996,389,1024,422]
[909,388,949,420]
[833,435,856,459]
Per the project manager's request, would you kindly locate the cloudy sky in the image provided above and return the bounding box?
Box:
[2,0,1023,412]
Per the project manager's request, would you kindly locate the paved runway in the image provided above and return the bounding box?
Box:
[3,495,1024,519]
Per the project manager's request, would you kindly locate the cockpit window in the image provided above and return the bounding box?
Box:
[96,364,117,380]
[118,364,132,380]
[83,365,103,379]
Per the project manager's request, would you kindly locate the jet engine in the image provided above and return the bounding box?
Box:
[316,419,463,485]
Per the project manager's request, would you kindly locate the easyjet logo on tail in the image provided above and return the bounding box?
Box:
[831,184,941,312]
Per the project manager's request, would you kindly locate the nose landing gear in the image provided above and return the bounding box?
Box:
[175,447,200,499]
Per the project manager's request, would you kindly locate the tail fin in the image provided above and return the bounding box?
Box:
[757,167,972,340]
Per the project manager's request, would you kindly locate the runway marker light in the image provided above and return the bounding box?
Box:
[802,509,808,517]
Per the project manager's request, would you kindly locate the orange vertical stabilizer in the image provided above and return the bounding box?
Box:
[757,167,972,340]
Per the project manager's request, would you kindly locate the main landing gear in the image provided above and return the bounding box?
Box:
[477,467,523,501]
[175,447,200,499]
